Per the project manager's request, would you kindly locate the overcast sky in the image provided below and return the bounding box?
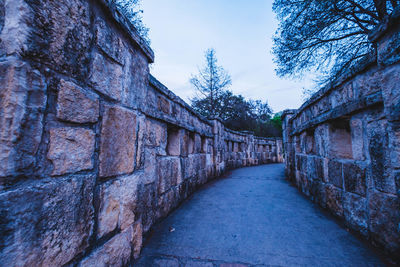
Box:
[141,0,313,113]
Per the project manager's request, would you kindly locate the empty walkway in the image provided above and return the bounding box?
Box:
[135,164,383,266]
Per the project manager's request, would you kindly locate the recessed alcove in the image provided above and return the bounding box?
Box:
[188,132,195,154]
[329,119,353,159]
[167,126,180,156]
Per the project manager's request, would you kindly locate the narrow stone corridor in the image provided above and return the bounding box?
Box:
[135,164,383,266]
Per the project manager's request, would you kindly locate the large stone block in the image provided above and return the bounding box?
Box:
[307,156,316,180]
[47,127,95,176]
[136,182,157,233]
[79,225,134,267]
[171,103,182,123]
[378,27,400,66]
[89,52,123,101]
[157,187,179,219]
[395,170,400,196]
[300,171,310,196]
[136,115,147,169]
[389,129,400,170]
[157,157,182,195]
[0,60,46,177]
[368,191,400,253]
[94,17,149,108]
[132,220,143,259]
[330,82,352,107]
[314,157,324,180]
[352,68,384,99]
[97,172,142,239]
[350,118,365,160]
[182,154,202,180]
[314,181,327,208]
[146,119,167,150]
[0,174,95,266]
[5,0,93,80]
[158,95,171,115]
[368,125,396,194]
[122,49,149,110]
[343,162,366,196]
[0,0,32,57]
[99,105,137,178]
[145,86,158,114]
[56,80,99,123]
[380,65,400,124]
[143,148,158,185]
[325,185,344,218]
[95,18,125,65]
[343,192,368,236]
[328,160,343,189]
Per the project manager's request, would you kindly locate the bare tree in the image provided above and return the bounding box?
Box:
[190,48,232,118]
[273,0,399,83]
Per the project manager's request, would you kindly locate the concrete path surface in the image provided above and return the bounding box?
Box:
[134,164,384,266]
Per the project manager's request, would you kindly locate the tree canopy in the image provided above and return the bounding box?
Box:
[273,0,399,82]
[191,49,282,137]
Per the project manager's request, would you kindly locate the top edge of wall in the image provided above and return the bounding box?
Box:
[148,74,213,127]
[287,8,400,124]
[289,54,376,123]
[369,6,400,42]
[149,75,283,140]
[225,127,250,137]
[97,0,155,63]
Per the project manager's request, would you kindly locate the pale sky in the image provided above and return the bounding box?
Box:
[141,0,313,113]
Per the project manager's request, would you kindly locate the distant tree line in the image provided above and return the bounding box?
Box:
[191,49,283,137]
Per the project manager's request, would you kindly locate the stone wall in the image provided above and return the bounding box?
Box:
[282,11,400,259]
[0,0,283,265]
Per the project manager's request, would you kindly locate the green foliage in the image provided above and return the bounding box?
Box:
[271,113,283,136]
[272,0,398,83]
[113,0,150,45]
[191,49,282,137]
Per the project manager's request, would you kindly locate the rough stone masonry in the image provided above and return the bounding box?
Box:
[0,0,283,265]
[282,10,400,261]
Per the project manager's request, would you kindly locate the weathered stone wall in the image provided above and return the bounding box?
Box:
[282,12,400,259]
[0,0,283,265]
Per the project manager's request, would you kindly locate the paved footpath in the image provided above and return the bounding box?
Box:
[135,164,384,266]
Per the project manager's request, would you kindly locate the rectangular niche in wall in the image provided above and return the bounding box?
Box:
[188,131,195,154]
[305,128,316,154]
[201,136,207,153]
[295,135,301,153]
[234,142,239,152]
[239,143,244,152]
[258,145,263,152]
[167,126,180,156]
[329,119,353,159]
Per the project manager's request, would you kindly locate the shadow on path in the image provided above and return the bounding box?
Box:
[135,164,384,266]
